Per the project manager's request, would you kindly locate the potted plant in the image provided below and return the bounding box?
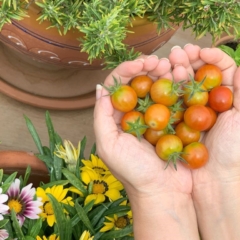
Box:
[0,0,239,70]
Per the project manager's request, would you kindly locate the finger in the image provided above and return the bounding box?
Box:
[103,60,144,86]
[168,45,195,77]
[199,48,237,86]
[183,44,204,70]
[233,67,240,111]
[148,58,172,80]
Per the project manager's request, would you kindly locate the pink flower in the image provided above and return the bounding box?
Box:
[0,229,9,240]
[0,188,9,220]
[6,179,42,226]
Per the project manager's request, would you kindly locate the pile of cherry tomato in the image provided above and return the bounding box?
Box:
[104,64,233,170]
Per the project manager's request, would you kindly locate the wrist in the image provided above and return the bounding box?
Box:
[126,190,199,240]
[193,175,240,239]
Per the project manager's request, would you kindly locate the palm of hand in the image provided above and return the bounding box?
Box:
[104,131,193,196]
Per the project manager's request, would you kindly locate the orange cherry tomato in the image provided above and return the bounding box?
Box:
[144,104,171,131]
[175,122,201,146]
[143,128,167,146]
[181,142,209,169]
[195,64,222,90]
[130,75,154,98]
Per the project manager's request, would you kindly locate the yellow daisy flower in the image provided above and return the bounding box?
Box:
[54,140,81,172]
[70,168,123,205]
[79,230,94,240]
[81,154,110,175]
[36,185,74,227]
[36,234,59,240]
[100,213,132,232]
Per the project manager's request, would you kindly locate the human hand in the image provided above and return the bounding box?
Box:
[94,55,192,197]
[94,55,199,240]
[169,44,240,239]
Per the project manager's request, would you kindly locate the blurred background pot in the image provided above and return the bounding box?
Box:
[0,150,49,187]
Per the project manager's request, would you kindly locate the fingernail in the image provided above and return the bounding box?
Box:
[183,43,193,48]
[147,55,158,59]
[200,47,210,51]
[96,84,103,100]
[171,45,181,52]
[174,63,182,68]
[159,58,170,62]
[134,58,145,63]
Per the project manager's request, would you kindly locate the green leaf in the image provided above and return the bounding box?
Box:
[23,165,31,186]
[53,154,63,181]
[1,172,17,193]
[75,200,95,235]
[27,218,42,237]
[11,210,24,239]
[47,193,72,240]
[62,168,87,196]
[24,115,44,155]
[40,180,69,189]
[99,225,133,239]
[218,45,235,59]
[0,219,9,228]
[45,111,56,156]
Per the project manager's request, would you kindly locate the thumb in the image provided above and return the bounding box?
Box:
[93,84,118,152]
[233,67,240,111]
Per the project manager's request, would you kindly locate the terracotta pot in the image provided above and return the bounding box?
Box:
[0,151,49,187]
[212,35,235,48]
[0,3,179,69]
[0,6,179,110]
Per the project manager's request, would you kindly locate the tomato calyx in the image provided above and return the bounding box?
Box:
[125,117,149,140]
[183,74,208,101]
[170,79,186,97]
[102,75,123,95]
[165,152,188,171]
[136,94,154,113]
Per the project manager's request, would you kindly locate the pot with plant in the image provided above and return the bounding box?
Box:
[0,0,239,110]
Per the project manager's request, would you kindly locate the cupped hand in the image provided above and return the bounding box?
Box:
[93,55,193,197]
[177,45,240,181]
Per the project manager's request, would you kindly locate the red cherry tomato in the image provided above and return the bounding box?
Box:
[208,86,233,112]
[181,142,209,169]
[130,75,154,98]
[175,122,201,146]
[205,107,217,131]
[195,64,222,90]
[184,105,211,131]
[144,104,171,131]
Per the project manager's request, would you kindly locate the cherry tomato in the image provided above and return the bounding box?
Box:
[130,75,154,98]
[195,64,222,90]
[150,78,180,106]
[183,82,208,107]
[175,122,201,146]
[143,128,167,146]
[184,105,211,131]
[156,134,183,169]
[181,142,209,169]
[205,107,217,131]
[121,111,147,138]
[208,86,233,112]
[144,104,171,130]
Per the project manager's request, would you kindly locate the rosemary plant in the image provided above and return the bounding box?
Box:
[0,0,240,69]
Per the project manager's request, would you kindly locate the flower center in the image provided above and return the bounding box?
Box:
[8,199,23,214]
[43,201,54,215]
[92,180,108,194]
[115,216,129,229]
